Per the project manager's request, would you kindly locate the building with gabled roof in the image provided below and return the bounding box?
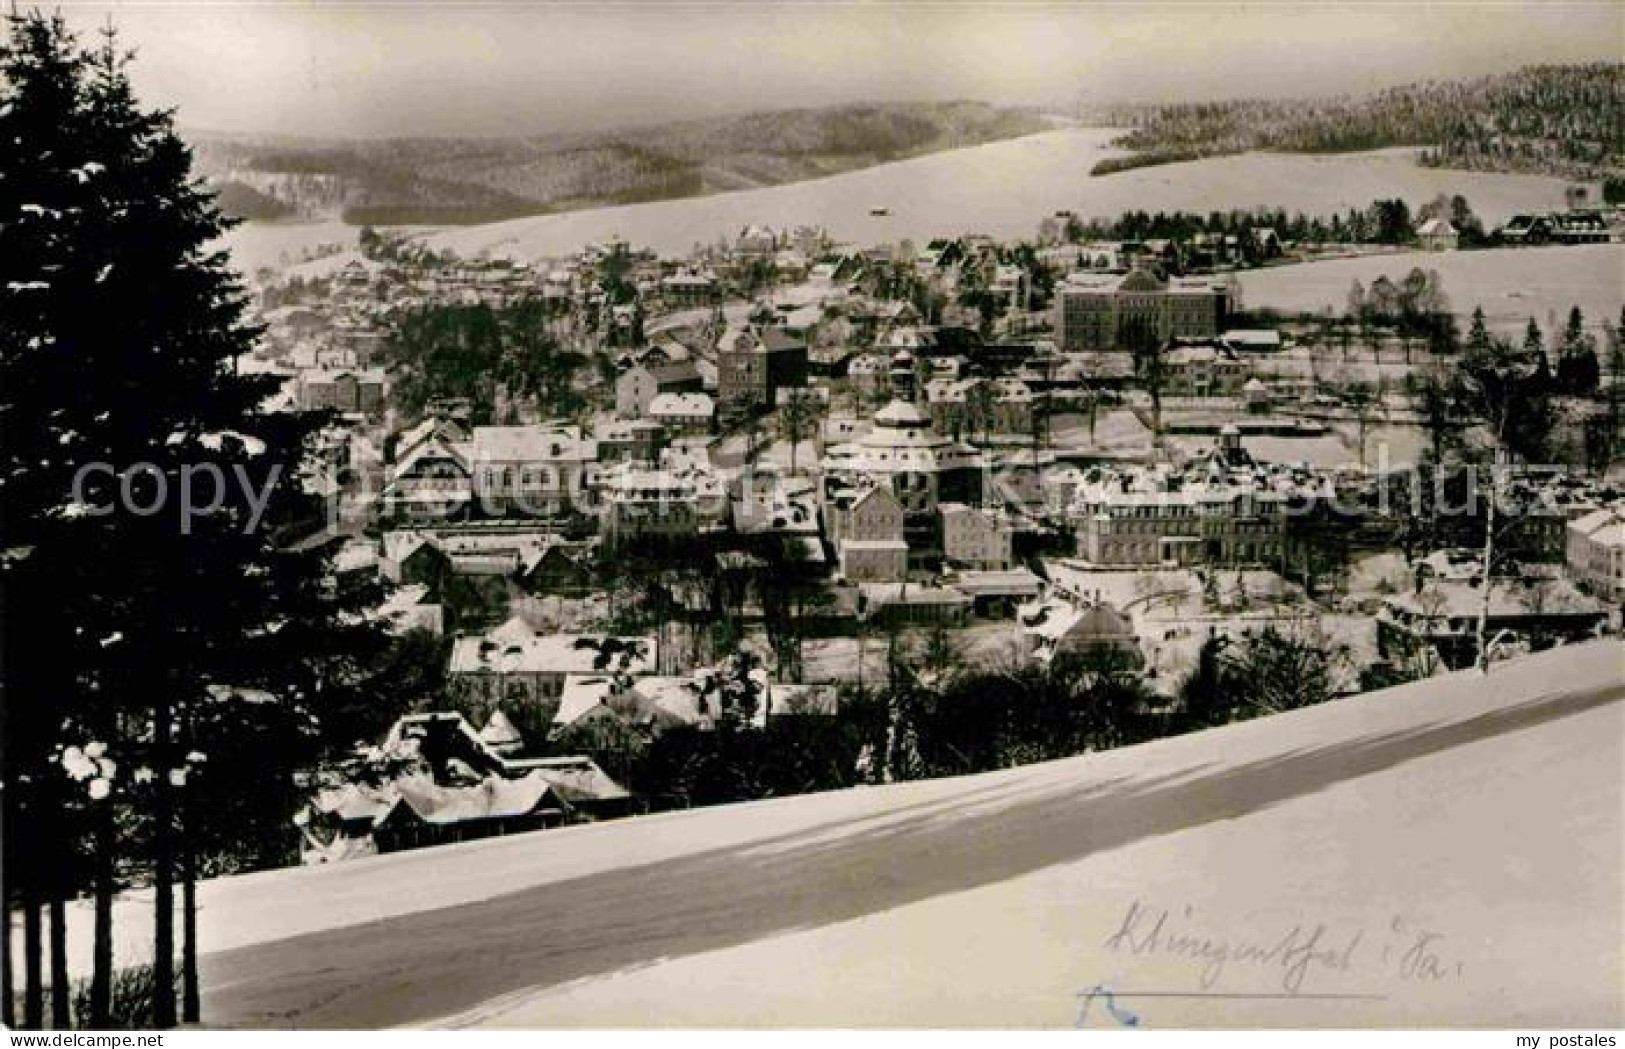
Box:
[616,356,703,419]
[1016,595,1142,669]
[382,432,473,522]
[1163,341,1250,398]
[659,268,720,307]
[1415,217,1460,251]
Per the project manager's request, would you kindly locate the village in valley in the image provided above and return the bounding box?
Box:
[7,4,1625,1031]
[248,190,1625,863]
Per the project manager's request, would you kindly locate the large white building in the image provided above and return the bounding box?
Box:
[821,352,985,517]
[467,425,597,517]
[1054,269,1228,352]
[448,617,658,709]
[1566,507,1625,602]
[1066,434,1323,568]
[597,458,728,549]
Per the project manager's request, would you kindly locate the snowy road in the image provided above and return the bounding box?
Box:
[179,639,1621,1028]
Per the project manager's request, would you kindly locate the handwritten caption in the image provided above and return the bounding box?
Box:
[1076,898,1468,1027]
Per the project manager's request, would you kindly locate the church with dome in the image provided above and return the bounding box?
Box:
[820,349,987,567]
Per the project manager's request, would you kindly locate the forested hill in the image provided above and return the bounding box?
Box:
[192,101,1053,225]
[1088,64,1624,185]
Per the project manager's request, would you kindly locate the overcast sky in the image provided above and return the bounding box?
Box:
[53,2,1625,139]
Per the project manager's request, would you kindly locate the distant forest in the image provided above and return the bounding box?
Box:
[210,180,295,221]
[1089,64,1624,188]
[195,102,1052,225]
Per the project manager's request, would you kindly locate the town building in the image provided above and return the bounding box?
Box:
[825,483,908,583]
[735,224,778,258]
[824,483,905,549]
[732,471,821,538]
[990,264,1027,305]
[467,424,597,518]
[840,539,910,583]
[597,459,728,549]
[1016,596,1143,669]
[1162,342,1250,398]
[659,269,720,308]
[615,348,703,418]
[1566,507,1625,603]
[822,352,985,511]
[716,323,811,416]
[1377,578,1611,670]
[296,368,389,414]
[1067,433,1302,568]
[946,567,1044,616]
[941,503,1014,570]
[1220,329,1285,355]
[380,528,592,595]
[1497,213,1553,245]
[1415,217,1460,251]
[447,618,657,710]
[554,666,836,744]
[647,392,715,436]
[847,353,891,400]
[1053,269,1228,352]
[858,582,973,626]
[381,428,473,522]
[294,712,628,862]
[924,377,1035,439]
[594,419,667,464]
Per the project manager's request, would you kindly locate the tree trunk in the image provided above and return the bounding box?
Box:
[2,779,14,1029]
[23,878,42,1029]
[48,890,68,1029]
[89,805,113,1029]
[152,696,176,1029]
[181,842,198,1024]
[179,696,199,1026]
[2,888,13,1029]
[1475,453,1499,674]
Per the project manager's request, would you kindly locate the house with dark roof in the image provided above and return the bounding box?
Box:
[1497,214,1554,245]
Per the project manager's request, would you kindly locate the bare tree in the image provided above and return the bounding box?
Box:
[1343,384,1379,468]
[1458,336,1551,672]
[1122,317,1167,445]
[777,387,820,475]
[966,379,999,447]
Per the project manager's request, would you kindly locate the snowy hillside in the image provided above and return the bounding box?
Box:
[24,639,1622,1028]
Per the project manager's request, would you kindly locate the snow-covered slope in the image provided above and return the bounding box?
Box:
[447,650,1623,1029]
[24,639,1622,1028]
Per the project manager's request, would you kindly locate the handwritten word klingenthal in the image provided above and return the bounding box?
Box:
[1103,899,1366,994]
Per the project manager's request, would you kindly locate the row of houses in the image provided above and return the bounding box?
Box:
[295,710,631,862]
[1496,210,1616,246]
